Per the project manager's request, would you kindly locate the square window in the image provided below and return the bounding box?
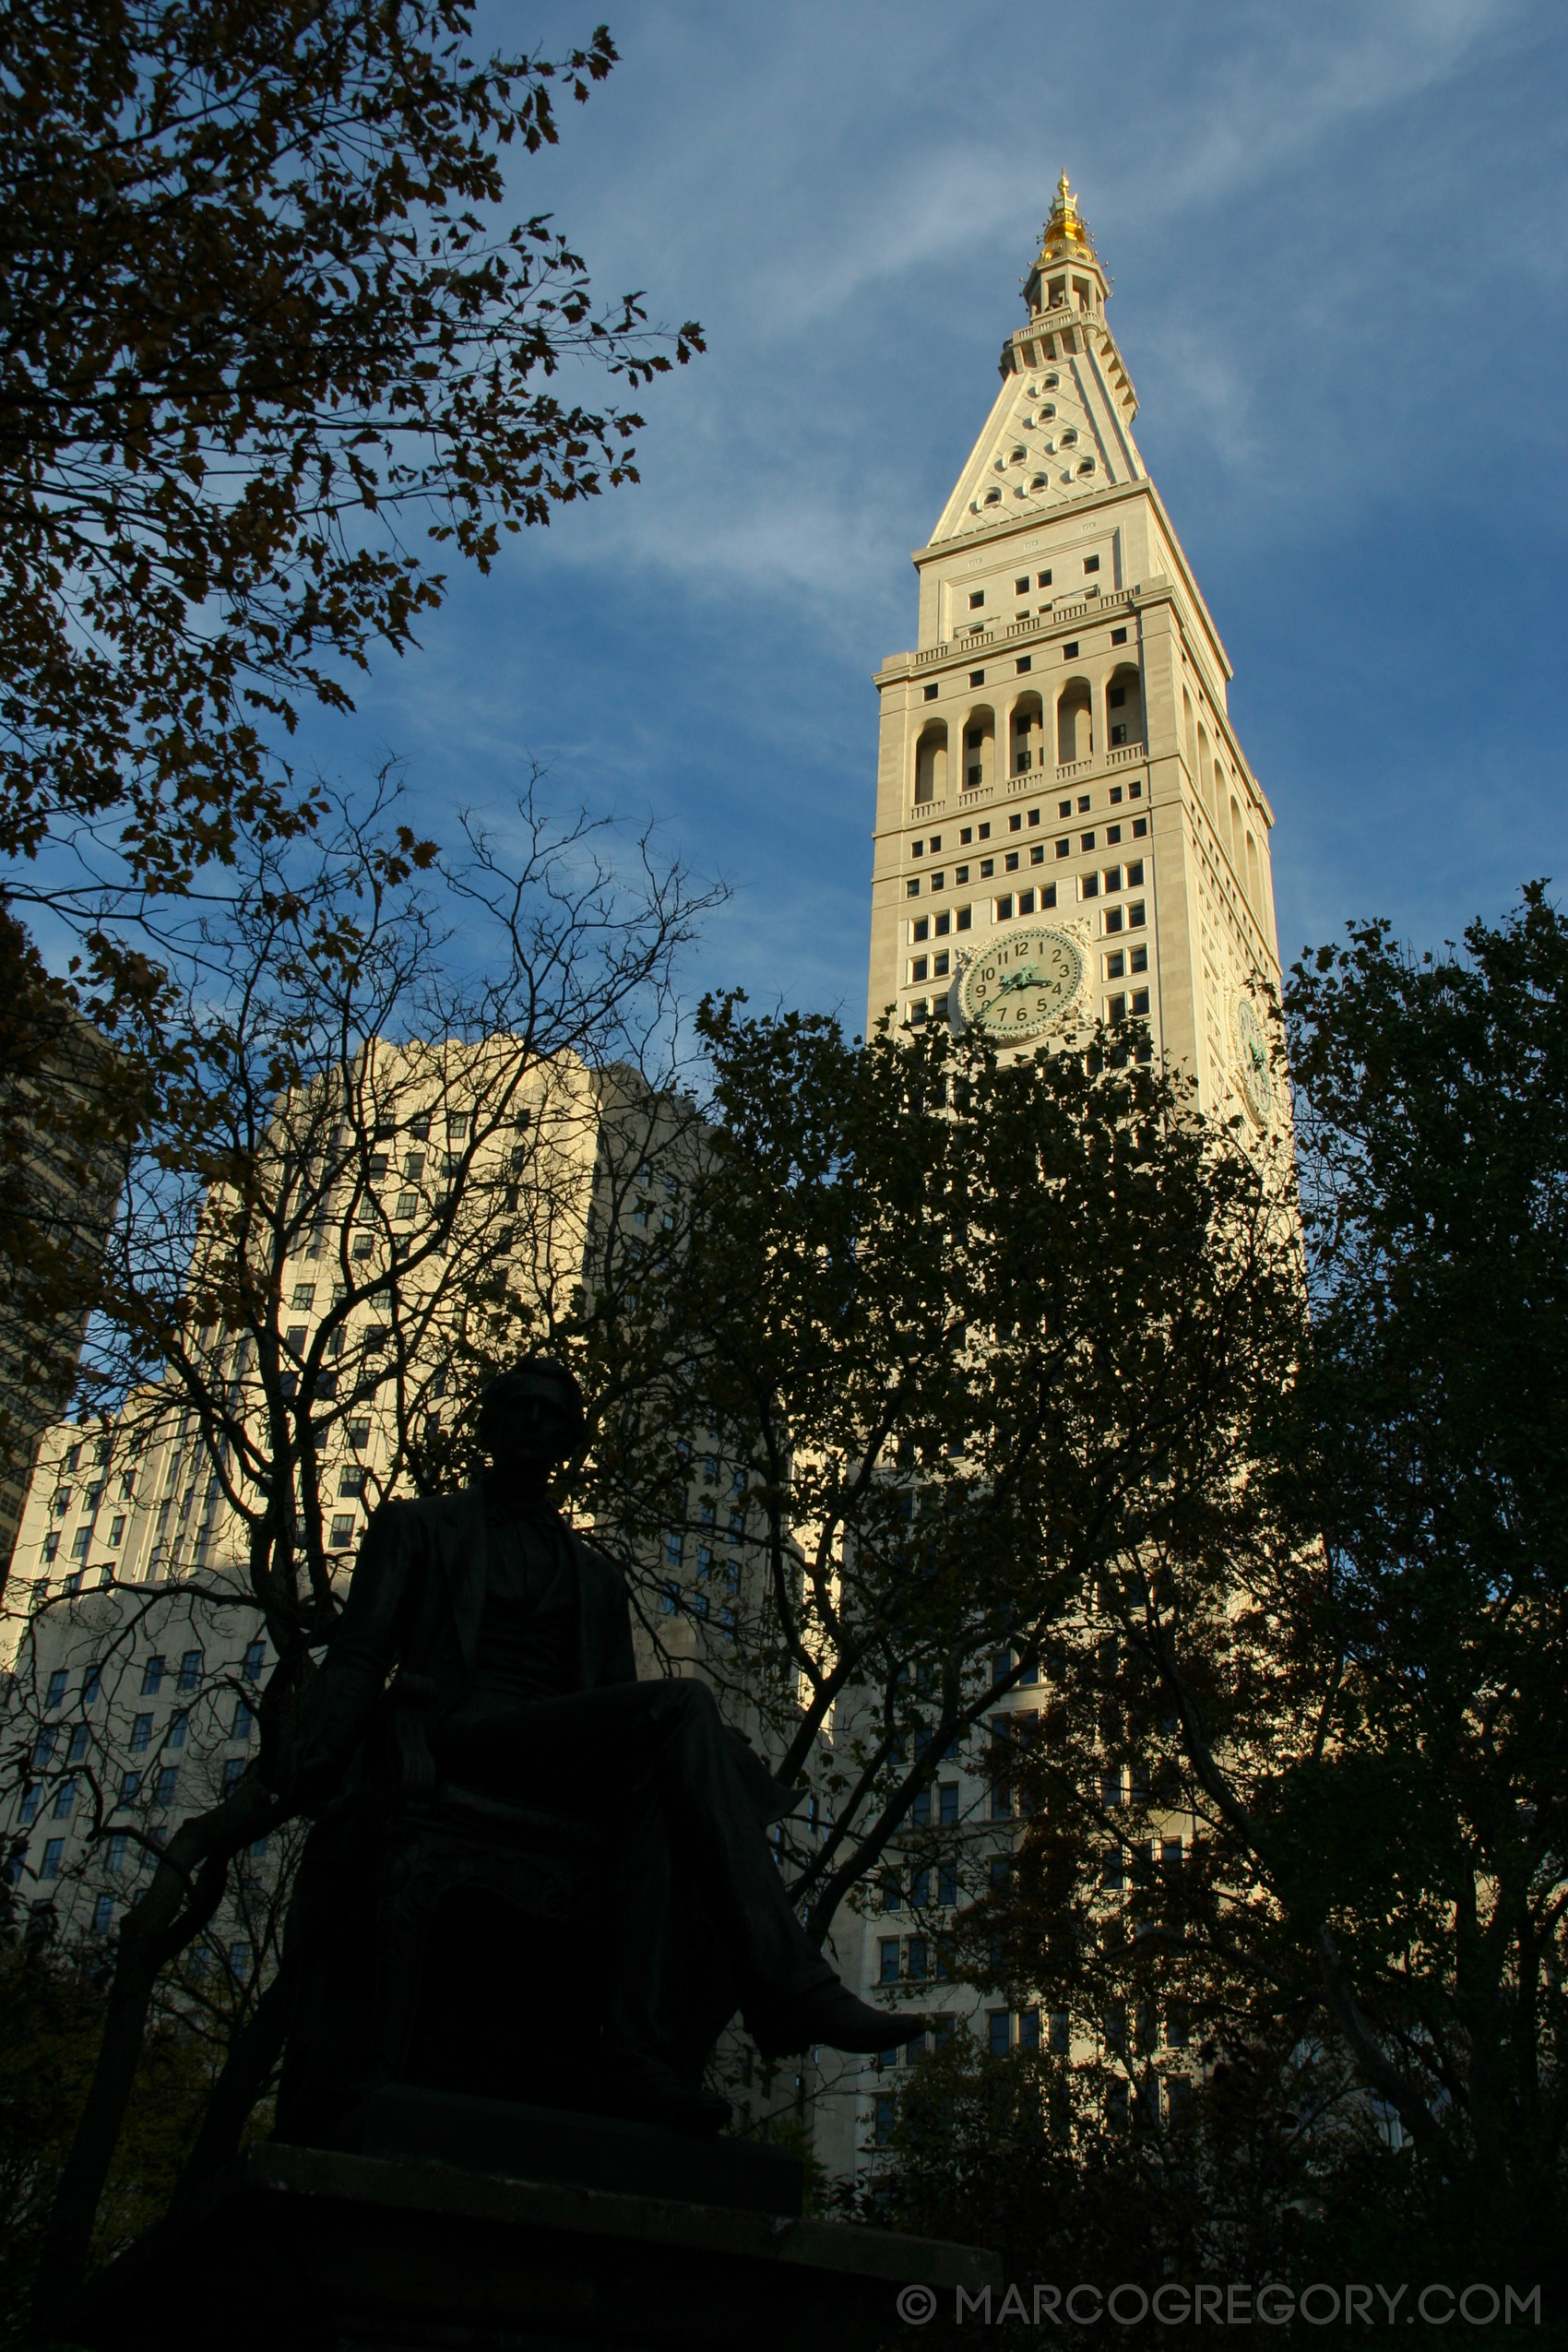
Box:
[1081,833,1096,853]
[1104,866,1122,893]
[1063,641,1078,659]
[1040,884,1057,908]
[956,908,972,932]
[878,1937,901,1985]
[1009,814,1021,832]
[1083,554,1100,574]
[69,1527,89,1560]
[66,1724,88,1762]
[1028,808,1039,826]
[141,1656,164,1697]
[1055,838,1069,859]
[978,822,990,838]
[42,1838,64,1880]
[923,683,938,701]
[168,1710,187,1750]
[1131,989,1150,1016]
[932,951,950,978]
[988,2011,1011,2058]
[995,896,1014,921]
[1108,993,1126,1023]
[1018,2009,1040,2050]
[956,863,969,883]
[1018,890,1035,916]
[285,1324,307,1355]
[1029,844,1044,865]
[969,670,984,687]
[1038,570,1052,588]
[339,1467,364,1499]
[906,878,921,898]
[1133,816,1147,838]
[1081,873,1099,900]
[42,1533,59,1564]
[1130,944,1148,974]
[1111,626,1128,646]
[291,1282,316,1313]
[1130,779,1142,797]
[910,957,929,982]
[1110,786,1123,803]
[330,1515,356,1549]
[1104,907,1124,934]
[1127,860,1145,885]
[108,1515,125,1546]
[980,859,994,878]
[968,590,984,610]
[959,826,972,844]
[1058,800,1071,817]
[1015,656,1031,674]
[930,870,945,891]
[908,1938,930,1981]
[178,1650,201,1691]
[1107,825,1122,845]
[939,1782,959,1826]
[929,835,942,852]
[912,839,923,857]
[908,999,930,1026]
[232,1698,254,1740]
[154,1765,179,1808]
[1109,688,1126,710]
[1129,900,1146,927]
[395,1190,417,1221]
[1004,851,1019,872]
[1015,576,1030,593]
[933,911,950,936]
[966,766,980,787]
[1078,796,1091,813]
[911,916,930,942]
[1106,951,1125,979]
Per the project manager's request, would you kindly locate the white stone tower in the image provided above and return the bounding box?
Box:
[867,174,1279,1129]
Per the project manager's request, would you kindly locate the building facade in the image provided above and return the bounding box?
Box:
[868,175,1280,1134]
[843,178,1284,2170]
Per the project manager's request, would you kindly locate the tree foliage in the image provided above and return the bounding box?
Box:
[933,889,1568,2300]
[0,0,701,888]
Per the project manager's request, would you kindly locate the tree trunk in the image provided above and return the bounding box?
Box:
[30,1777,282,2324]
[166,1961,297,2217]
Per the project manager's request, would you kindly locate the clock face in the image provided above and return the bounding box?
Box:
[1233,994,1272,1123]
[956,926,1085,1042]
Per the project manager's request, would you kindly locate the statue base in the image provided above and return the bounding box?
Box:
[69,2109,1000,2352]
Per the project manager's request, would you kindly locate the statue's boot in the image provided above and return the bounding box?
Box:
[748,1982,927,2061]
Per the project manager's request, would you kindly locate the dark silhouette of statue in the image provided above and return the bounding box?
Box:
[274,1358,923,2140]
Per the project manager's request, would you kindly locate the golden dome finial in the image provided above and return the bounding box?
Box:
[1042,168,1090,251]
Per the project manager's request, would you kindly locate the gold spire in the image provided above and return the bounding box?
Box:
[1040,168,1092,254]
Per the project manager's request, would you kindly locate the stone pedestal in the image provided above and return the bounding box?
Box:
[70,2097,1000,2352]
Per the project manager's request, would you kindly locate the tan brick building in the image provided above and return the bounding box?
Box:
[867,173,1280,1134]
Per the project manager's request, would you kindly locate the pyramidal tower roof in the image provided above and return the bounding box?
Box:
[929,173,1146,545]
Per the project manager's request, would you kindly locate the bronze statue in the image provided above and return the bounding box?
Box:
[276,1359,923,2139]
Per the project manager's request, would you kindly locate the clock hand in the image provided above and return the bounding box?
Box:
[994,963,1040,997]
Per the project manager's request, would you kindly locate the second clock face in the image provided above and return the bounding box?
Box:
[957,926,1085,1041]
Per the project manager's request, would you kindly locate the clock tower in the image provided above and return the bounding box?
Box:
[866,174,1280,1127]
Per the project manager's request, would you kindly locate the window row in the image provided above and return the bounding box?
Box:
[914,667,1144,802]
[905,837,1143,904]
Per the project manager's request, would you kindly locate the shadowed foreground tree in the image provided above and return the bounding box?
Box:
[904,889,1568,2313]
[559,999,1307,1969]
[10,781,718,2320]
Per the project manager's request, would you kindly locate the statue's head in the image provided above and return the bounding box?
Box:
[476,1356,587,1469]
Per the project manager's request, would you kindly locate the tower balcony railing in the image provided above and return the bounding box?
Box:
[920,739,1148,817]
[912,585,1140,670]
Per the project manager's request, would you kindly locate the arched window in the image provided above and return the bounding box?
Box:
[961,708,995,790]
[1183,691,1198,791]
[1245,829,1262,911]
[984,488,1003,506]
[1076,457,1096,476]
[1029,473,1049,490]
[914,720,947,806]
[1196,722,1214,815]
[1105,664,1142,749]
[1056,680,1092,766]
[1061,429,1078,447]
[1009,692,1044,775]
[1229,793,1242,867]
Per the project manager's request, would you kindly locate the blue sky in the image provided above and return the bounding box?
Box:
[303,0,1568,1028]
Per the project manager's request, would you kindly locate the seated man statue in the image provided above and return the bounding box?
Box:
[286,1356,923,2132]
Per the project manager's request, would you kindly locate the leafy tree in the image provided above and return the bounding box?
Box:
[564,1001,1305,1966]
[0,0,701,891]
[951,889,1568,2301]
